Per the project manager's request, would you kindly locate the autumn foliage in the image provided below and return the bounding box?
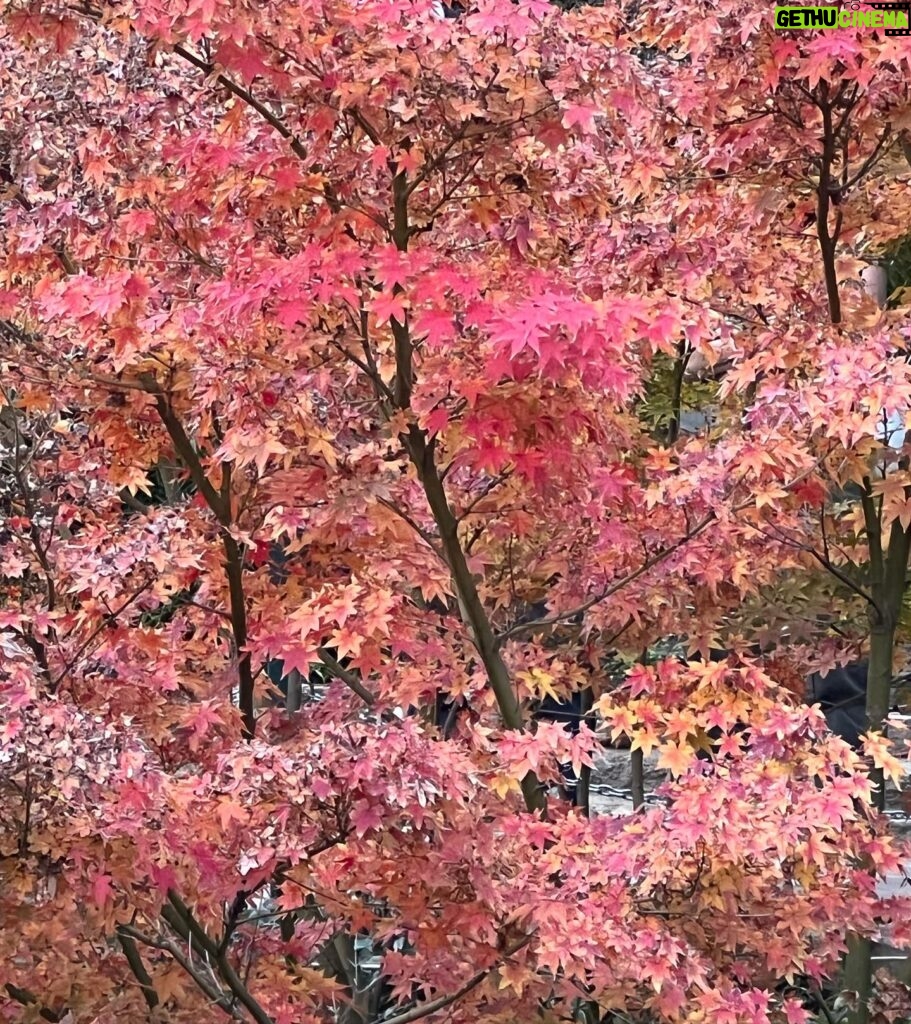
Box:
[2,0,911,1022]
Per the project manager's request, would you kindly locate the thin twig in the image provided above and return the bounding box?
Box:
[375,496,442,555]
[173,44,308,162]
[50,578,154,691]
[380,934,534,1024]
[118,924,244,1020]
[496,513,717,645]
[165,893,275,1024]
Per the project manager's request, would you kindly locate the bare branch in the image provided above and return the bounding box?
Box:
[752,515,878,612]
[456,470,513,522]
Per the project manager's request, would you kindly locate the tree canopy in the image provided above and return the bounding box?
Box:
[2,2,911,1023]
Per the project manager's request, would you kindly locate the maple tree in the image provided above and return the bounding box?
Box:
[622,9,911,1020]
[1,1,911,1023]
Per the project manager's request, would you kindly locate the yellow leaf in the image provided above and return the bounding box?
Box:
[490,774,520,799]
[630,725,660,758]
[497,963,526,995]
[519,667,561,703]
[657,741,694,777]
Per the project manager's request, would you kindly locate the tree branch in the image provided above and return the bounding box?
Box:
[316,648,377,705]
[142,382,255,734]
[861,476,884,584]
[50,577,154,691]
[3,984,64,1023]
[375,495,442,554]
[496,512,717,645]
[841,125,892,192]
[390,170,413,409]
[753,516,879,612]
[172,44,308,162]
[455,470,513,523]
[164,892,275,1024]
[142,381,229,524]
[223,532,256,737]
[380,934,534,1024]
[116,926,160,1011]
[381,165,543,811]
[408,428,545,813]
[814,81,842,325]
[118,924,245,1021]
